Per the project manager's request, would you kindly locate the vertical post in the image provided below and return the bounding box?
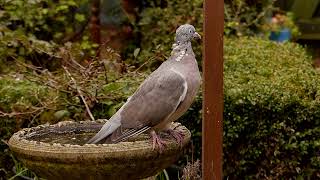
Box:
[202,0,224,180]
[89,0,101,45]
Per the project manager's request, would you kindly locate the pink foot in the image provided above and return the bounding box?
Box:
[166,129,184,147]
[150,130,166,153]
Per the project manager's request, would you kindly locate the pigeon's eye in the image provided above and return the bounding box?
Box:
[189,30,193,33]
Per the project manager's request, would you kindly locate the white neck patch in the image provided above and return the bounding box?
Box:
[175,50,186,61]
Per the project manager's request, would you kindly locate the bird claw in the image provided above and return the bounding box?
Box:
[166,129,184,148]
[150,131,166,153]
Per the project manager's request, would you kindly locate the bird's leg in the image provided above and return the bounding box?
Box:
[150,130,166,153]
[165,128,185,147]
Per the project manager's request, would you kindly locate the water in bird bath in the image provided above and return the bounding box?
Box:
[26,131,95,145]
[25,124,149,145]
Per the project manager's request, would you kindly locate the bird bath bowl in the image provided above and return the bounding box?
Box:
[8,120,191,180]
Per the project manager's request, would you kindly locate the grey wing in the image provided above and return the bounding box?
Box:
[110,69,188,142]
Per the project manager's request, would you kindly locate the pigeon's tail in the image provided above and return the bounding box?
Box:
[86,116,121,144]
[109,126,151,143]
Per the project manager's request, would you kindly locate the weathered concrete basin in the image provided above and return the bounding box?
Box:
[8,120,191,180]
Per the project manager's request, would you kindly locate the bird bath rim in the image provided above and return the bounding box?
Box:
[8,120,191,179]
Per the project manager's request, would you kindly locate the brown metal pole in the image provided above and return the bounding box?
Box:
[202,0,224,180]
[89,0,101,45]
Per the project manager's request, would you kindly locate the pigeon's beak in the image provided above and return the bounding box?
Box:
[193,32,201,40]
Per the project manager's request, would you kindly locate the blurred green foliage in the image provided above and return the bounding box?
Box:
[132,0,276,69]
[224,0,275,37]
[0,0,96,72]
[1,0,88,41]
[223,37,319,178]
[134,0,203,68]
[0,77,58,178]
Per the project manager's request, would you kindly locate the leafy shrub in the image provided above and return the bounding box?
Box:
[224,0,275,37]
[0,77,60,177]
[1,0,89,42]
[0,0,95,72]
[132,0,275,69]
[132,0,203,68]
[223,37,320,178]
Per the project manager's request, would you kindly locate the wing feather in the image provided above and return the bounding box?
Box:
[108,68,188,142]
[121,69,187,128]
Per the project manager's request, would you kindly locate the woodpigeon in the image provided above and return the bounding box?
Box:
[87,24,201,150]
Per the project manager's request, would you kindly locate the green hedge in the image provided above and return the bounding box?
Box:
[223,37,320,178]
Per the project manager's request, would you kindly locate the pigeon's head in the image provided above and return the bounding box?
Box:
[175,24,201,44]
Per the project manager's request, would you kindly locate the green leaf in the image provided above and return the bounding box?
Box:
[54,110,70,121]
[75,13,86,22]
[56,5,69,12]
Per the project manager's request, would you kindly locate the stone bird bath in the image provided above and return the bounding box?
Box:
[8,120,191,180]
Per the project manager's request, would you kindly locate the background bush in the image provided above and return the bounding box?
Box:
[223,37,320,179]
[131,0,274,69]
[0,0,95,72]
[132,0,203,69]
[0,78,59,177]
